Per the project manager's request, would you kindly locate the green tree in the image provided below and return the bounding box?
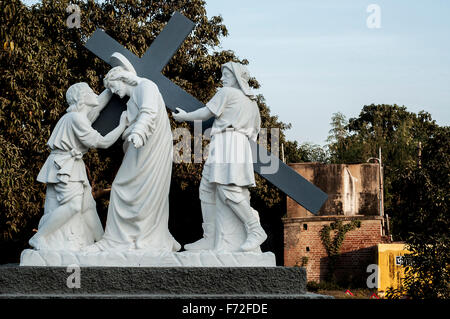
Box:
[326,111,350,163]
[0,0,300,262]
[282,140,328,164]
[387,126,449,299]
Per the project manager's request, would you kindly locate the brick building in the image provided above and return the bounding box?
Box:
[283,163,390,284]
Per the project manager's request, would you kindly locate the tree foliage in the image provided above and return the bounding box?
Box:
[386,126,449,299]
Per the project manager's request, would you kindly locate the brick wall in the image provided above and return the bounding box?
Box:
[283,215,386,283]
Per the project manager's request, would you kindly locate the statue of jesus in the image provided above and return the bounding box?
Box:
[88,53,180,252]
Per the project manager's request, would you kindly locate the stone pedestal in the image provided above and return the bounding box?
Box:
[0,265,331,299]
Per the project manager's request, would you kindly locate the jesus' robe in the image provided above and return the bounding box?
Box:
[96,79,180,252]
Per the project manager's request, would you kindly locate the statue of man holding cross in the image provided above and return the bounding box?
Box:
[173,62,268,252]
[87,53,181,253]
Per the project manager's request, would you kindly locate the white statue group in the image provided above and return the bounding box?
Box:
[26,53,269,263]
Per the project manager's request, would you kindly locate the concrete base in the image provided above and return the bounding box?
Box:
[0,265,332,299]
[20,249,276,267]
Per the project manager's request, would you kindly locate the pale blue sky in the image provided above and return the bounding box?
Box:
[22,0,450,146]
[205,0,450,145]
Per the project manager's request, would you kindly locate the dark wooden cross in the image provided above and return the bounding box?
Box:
[85,12,327,214]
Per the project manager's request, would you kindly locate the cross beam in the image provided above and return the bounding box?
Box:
[84,12,327,214]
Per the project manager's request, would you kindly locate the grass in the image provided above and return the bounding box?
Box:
[316,288,380,299]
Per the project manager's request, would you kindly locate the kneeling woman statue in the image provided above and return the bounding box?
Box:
[29,82,128,251]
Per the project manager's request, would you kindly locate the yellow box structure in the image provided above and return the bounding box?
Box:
[377,243,410,296]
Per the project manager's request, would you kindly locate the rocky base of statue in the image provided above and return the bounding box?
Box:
[1,264,333,299]
[20,249,276,267]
